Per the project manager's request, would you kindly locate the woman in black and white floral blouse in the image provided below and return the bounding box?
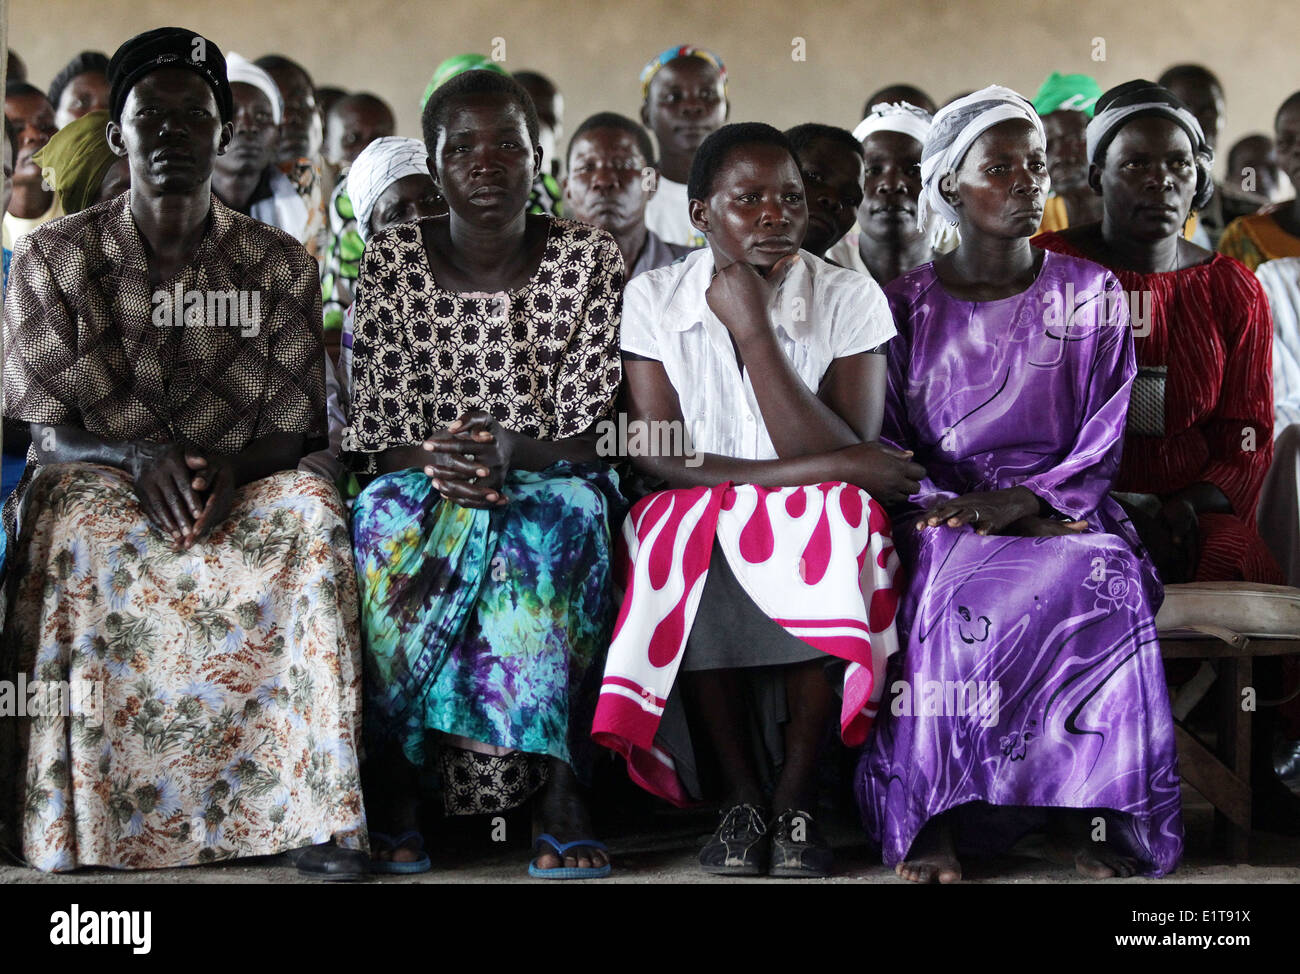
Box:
[343,68,624,880]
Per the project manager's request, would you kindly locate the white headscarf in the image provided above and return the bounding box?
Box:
[917,84,1045,238]
[348,136,432,242]
[852,101,932,147]
[225,52,282,125]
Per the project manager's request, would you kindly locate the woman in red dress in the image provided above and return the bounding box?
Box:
[1035,80,1278,587]
[1035,80,1300,834]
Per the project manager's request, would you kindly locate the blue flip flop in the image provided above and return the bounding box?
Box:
[370,830,431,874]
[529,833,612,880]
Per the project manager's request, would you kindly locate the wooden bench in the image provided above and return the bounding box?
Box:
[1155,581,1300,859]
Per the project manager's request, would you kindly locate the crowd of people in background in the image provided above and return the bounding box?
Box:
[1,26,1299,883]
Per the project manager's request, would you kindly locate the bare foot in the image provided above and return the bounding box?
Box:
[895,817,961,883]
[371,832,424,865]
[1044,810,1137,879]
[1072,844,1138,879]
[532,758,608,872]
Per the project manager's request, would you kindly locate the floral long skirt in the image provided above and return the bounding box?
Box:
[1,463,366,871]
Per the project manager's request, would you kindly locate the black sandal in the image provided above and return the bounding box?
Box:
[699,802,769,876]
[769,809,832,878]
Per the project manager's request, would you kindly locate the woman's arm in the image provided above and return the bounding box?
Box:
[1189,265,1274,518]
[706,258,859,455]
[31,422,204,543]
[918,273,1136,535]
[621,358,922,499]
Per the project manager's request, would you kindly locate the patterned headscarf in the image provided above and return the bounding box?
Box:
[639,45,727,101]
[918,84,1045,235]
[348,137,431,241]
[853,101,932,147]
[32,110,119,214]
[420,54,509,110]
[1032,72,1103,118]
[225,52,283,125]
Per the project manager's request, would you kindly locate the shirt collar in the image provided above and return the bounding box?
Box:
[661,246,816,342]
[109,192,233,280]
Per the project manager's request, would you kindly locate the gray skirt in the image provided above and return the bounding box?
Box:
[655,541,832,802]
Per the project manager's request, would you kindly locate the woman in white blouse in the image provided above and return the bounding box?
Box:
[1256,257,1300,588]
[592,123,923,878]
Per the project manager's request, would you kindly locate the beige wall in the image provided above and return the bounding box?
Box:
[9,0,1300,176]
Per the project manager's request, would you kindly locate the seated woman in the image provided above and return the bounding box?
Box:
[342,70,623,879]
[304,136,445,489]
[1217,90,1300,272]
[783,123,864,260]
[0,28,365,878]
[830,102,937,285]
[1048,82,1300,835]
[1255,255,1300,784]
[858,86,1182,882]
[594,123,917,878]
[1036,81,1279,588]
[1258,256,1300,586]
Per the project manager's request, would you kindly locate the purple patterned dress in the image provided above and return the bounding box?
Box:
[855,250,1183,876]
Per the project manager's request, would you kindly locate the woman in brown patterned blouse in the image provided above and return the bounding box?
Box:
[0,28,366,879]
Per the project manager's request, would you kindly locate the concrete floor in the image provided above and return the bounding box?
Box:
[2,787,1297,884]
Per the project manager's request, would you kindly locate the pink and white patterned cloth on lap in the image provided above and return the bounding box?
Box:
[592,479,904,805]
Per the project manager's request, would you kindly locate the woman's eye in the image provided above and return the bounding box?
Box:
[784,193,804,204]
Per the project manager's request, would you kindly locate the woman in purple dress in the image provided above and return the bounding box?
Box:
[856,86,1183,881]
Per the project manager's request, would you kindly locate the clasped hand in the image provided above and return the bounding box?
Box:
[132,442,236,548]
[917,486,1088,537]
[422,409,512,509]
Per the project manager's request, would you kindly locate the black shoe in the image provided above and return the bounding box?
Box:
[699,803,768,876]
[769,809,833,878]
[292,843,370,881]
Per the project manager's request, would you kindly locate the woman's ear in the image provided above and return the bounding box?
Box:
[426,153,444,195]
[689,197,709,235]
[1087,162,1103,196]
[639,101,652,129]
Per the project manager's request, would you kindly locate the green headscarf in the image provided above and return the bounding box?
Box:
[1032,72,1103,117]
[31,110,120,214]
[420,54,510,110]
